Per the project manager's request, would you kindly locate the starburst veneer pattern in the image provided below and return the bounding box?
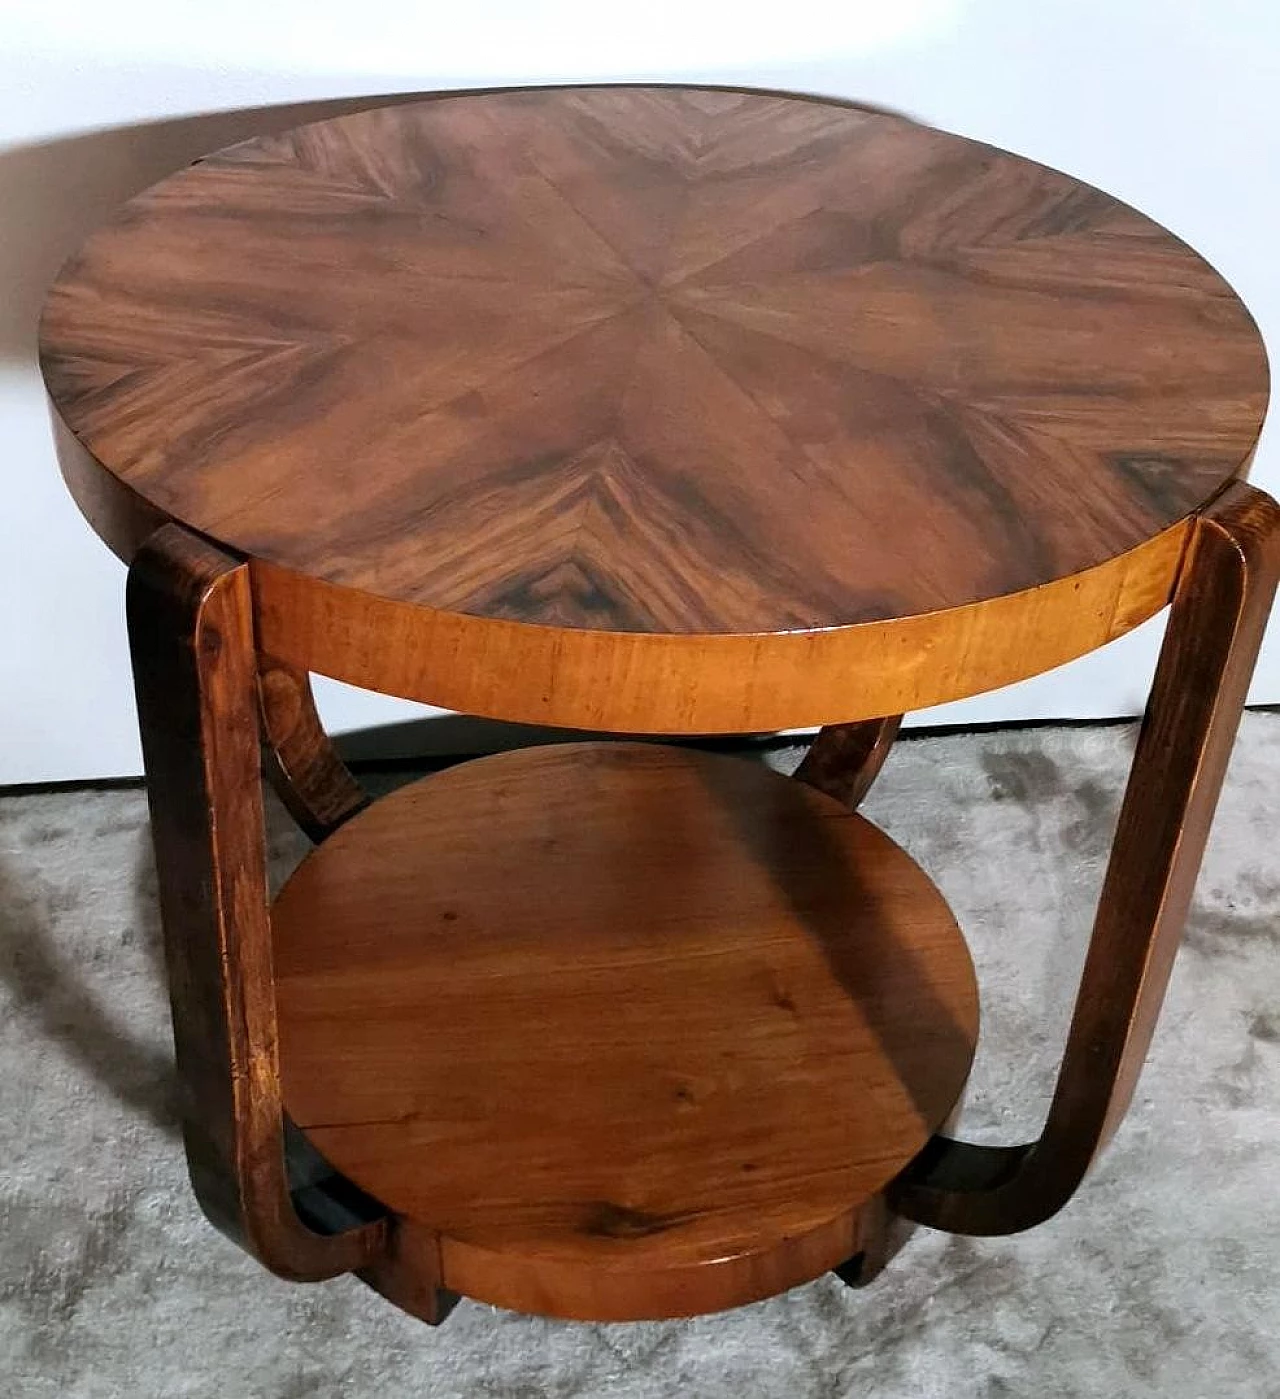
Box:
[38,86,1279,1331]
[40,86,1267,731]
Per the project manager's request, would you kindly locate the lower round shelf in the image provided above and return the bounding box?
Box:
[272,742,979,1321]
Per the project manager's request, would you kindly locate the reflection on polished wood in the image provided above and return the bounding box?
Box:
[41,86,1267,732]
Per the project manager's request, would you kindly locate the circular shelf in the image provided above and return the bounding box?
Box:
[272,743,979,1320]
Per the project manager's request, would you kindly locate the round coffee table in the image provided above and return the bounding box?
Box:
[39,85,1276,1325]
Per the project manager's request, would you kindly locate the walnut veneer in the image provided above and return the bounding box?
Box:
[39,85,1275,1329]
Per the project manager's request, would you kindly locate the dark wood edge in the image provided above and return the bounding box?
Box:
[889,480,1280,1235]
[127,522,389,1280]
[795,717,903,809]
[257,656,369,842]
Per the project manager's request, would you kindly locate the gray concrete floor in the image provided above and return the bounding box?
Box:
[2,717,1279,1398]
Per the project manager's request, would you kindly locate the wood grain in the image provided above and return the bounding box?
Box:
[257,655,368,842]
[796,717,903,809]
[125,524,388,1281]
[890,480,1280,1235]
[250,522,1187,732]
[41,85,1269,733]
[64,86,1277,1322]
[272,742,980,1320]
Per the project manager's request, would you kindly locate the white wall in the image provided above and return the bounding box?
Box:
[2,0,1277,782]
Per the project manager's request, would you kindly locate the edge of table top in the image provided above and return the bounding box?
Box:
[42,84,1269,731]
[55,398,1204,731]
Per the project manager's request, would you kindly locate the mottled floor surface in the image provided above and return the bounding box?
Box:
[3,716,1280,1399]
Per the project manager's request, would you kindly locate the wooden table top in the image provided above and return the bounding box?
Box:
[40,86,1270,731]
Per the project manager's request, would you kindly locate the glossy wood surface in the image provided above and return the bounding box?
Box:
[797,716,903,809]
[251,526,1184,732]
[60,85,1280,1328]
[126,525,388,1281]
[891,481,1280,1234]
[257,655,369,842]
[272,743,980,1319]
[41,86,1269,732]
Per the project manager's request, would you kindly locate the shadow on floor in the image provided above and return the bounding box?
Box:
[0,835,178,1136]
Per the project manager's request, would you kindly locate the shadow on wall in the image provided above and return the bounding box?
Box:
[0,90,444,370]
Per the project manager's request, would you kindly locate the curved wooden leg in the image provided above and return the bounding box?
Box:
[258,656,368,843]
[127,524,389,1282]
[795,716,902,810]
[890,482,1280,1236]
